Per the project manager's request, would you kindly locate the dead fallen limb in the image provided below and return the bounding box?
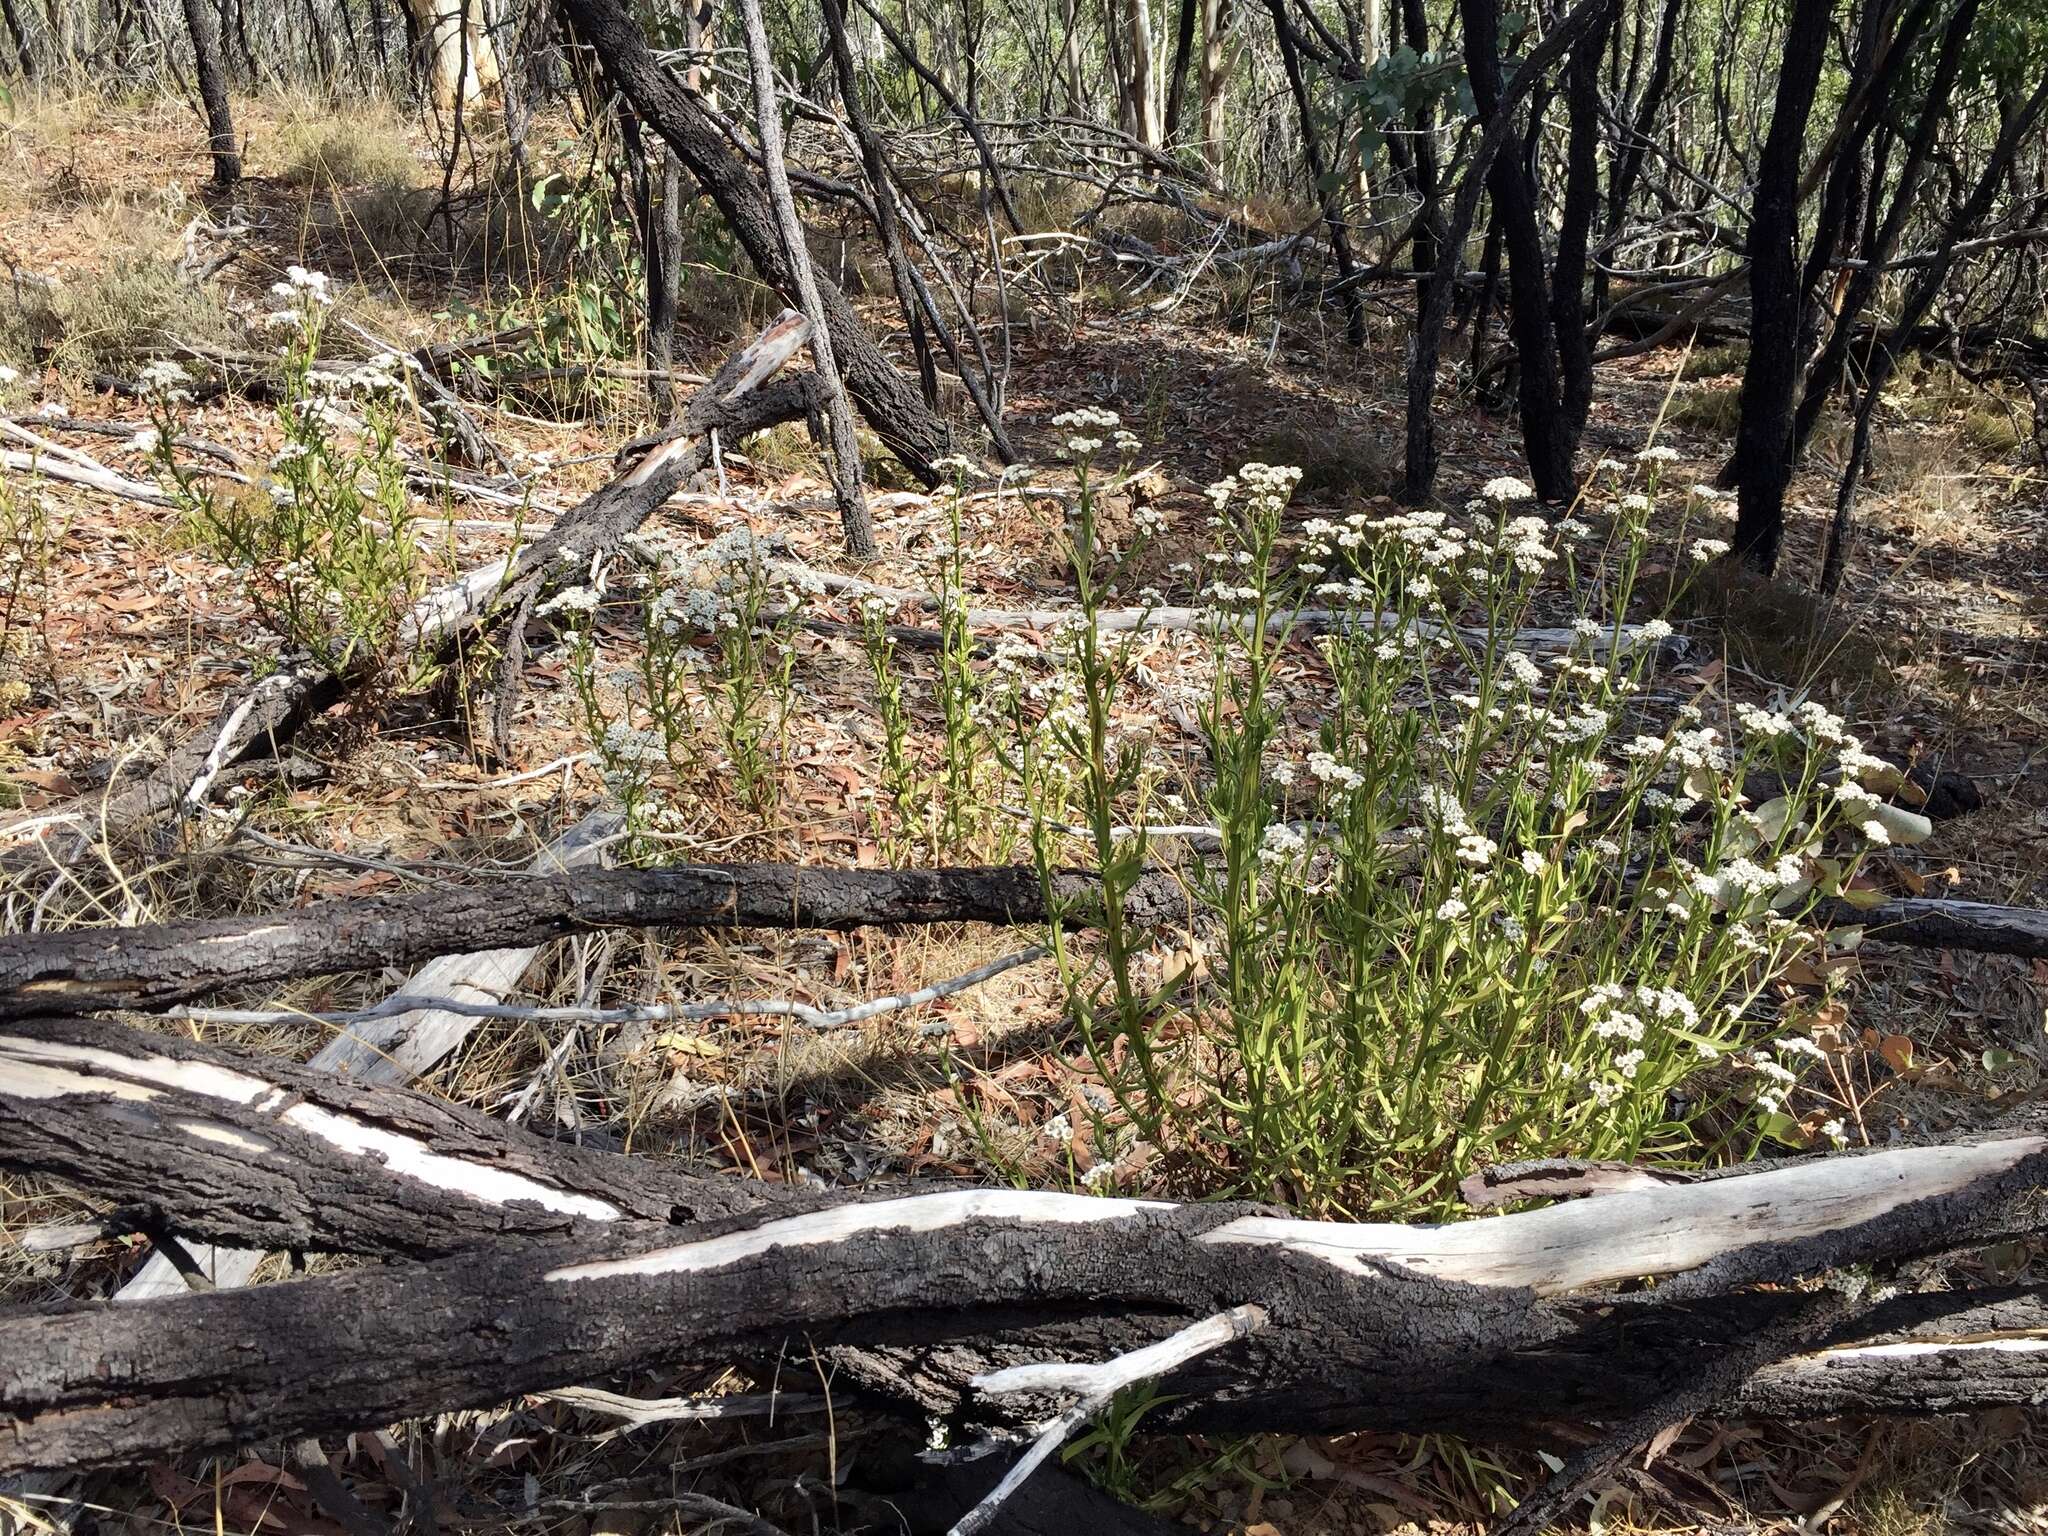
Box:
[1,1108,2044,1474]
[1821,895,2048,959]
[166,943,1049,1036]
[0,864,1177,1017]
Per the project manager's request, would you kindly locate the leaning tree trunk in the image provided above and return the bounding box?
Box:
[1727,0,1833,573]
[179,0,240,187]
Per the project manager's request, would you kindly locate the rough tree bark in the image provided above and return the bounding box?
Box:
[3,1018,2045,1478]
[1727,0,1833,573]
[0,862,1185,1017]
[179,0,240,187]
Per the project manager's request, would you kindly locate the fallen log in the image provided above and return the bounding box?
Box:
[1821,895,2048,959]
[1,1106,2044,1475]
[0,863,1182,1018]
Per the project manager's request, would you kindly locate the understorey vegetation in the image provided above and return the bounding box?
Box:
[2,0,2046,1531]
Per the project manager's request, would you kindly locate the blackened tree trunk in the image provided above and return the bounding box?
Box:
[622,110,686,423]
[1591,0,1682,321]
[1462,0,1574,499]
[1794,0,1980,458]
[1,0,34,78]
[1728,0,1834,573]
[1819,71,2048,591]
[181,0,241,187]
[1552,1,1614,441]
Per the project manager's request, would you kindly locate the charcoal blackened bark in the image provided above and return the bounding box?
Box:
[1728,0,1833,572]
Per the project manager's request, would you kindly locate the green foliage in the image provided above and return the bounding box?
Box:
[145,273,431,680]
[0,257,241,381]
[1032,442,1895,1216]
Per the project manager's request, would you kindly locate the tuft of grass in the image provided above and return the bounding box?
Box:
[1677,341,1748,380]
[1673,560,1894,703]
[1666,384,1743,436]
[277,103,419,194]
[1963,406,2025,457]
[1250,421,1395,503]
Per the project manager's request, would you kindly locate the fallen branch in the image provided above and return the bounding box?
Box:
[166,943,1049,1035]
[0,864,1177,1017]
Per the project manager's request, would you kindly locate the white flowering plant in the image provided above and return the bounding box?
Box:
[1033,445,1897,1215]
[143,270,430,679]
[565,526,816,846]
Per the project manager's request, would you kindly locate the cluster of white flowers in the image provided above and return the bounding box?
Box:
[1735,702,1797,740]
[1236,461,1302,517]
[138,358,193,403]
[1483,475,1535,503]
[1306,749,1364,795]
[1052,407,1121,459]
[1690,538,1731,562]
[537,586,600,618]
[0,364,20,385]
[931,453,983,480]
[1499,514,1556,576]
[124,427,161,454]
[270,265,334,306]
[1636,445,1681,464]
[1258,821,1307,869]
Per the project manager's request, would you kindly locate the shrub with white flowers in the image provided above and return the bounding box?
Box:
[1030,446,1892,1214]
[141,270,428,678]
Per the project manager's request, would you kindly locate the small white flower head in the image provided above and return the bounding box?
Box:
[1050,407,1121,432]
[1483,475,1536,503]
[1860,818,1892,846]
[1690,538,1731,562]
[930,453,982,479]
[125,427,160,454]
[1435,896,1469,922]
[1636,445,1682,463]
[1620,493,1652,515]
[0,364,19,385]
[1637,617,1674,643]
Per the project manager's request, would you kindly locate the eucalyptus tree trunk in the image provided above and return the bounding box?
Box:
[1729,0,1833,573]
[1196,0,1232,170]
[179,0,240,187]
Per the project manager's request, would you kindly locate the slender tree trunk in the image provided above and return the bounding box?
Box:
[1463,0,1573,499]
[1819,71,2048,591]
[1794,0,1980,458]
[1,0,34,78]
[1164,0,1198,137]
[1269,0,1367,344]
[622,111,686,423]
[821,0,942,413]
[1552,3,1613,440]
[1122,0,1163,145]
[1728,0,1833,573]
[1196,0,1232,171]
[180,0,241,187]
[734,0,875,555]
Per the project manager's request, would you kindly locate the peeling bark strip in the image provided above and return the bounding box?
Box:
[2,1077,2046,1473]
[0,865,1183,1017]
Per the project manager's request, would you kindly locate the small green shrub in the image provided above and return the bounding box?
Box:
[0,257,242,380]
[278,108,419,194]
[142,269,431,680]
[1962,407,2024,457]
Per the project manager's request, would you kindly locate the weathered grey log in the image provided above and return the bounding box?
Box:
[0,864,1183,1018]
[1820,895,2048,959]
[1,1095,2044,1474]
